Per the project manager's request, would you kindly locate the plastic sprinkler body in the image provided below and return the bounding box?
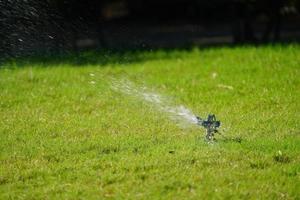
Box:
[196,114,221,141]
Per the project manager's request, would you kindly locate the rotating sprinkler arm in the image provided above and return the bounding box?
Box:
[196,114,221,141]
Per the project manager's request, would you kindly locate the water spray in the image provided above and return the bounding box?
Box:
[109,77,222,141]
[196,114,221,141]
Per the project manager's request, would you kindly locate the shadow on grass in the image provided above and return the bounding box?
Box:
[217,136,243,143]
[1,47,192,68]
[1,42,298,68]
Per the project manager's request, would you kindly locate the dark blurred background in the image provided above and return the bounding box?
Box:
[1,0,300,57]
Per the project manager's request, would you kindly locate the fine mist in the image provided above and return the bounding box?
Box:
[110,78,199,128]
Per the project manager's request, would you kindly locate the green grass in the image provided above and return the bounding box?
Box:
[0,45,299,199]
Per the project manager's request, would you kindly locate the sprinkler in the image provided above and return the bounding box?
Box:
[196,114,221,141]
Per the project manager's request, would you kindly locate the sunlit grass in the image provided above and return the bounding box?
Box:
[0,45,299,199]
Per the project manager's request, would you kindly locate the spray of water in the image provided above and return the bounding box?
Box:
[110,78,199,128]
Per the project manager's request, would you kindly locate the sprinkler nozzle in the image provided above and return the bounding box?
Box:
[196,114,221,141]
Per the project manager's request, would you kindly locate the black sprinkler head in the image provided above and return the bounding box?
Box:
[196,114,221,141]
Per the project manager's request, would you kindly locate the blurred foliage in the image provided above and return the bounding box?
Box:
[1,0,300,57]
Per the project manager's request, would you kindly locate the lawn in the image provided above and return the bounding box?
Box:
[0,45,299,199]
